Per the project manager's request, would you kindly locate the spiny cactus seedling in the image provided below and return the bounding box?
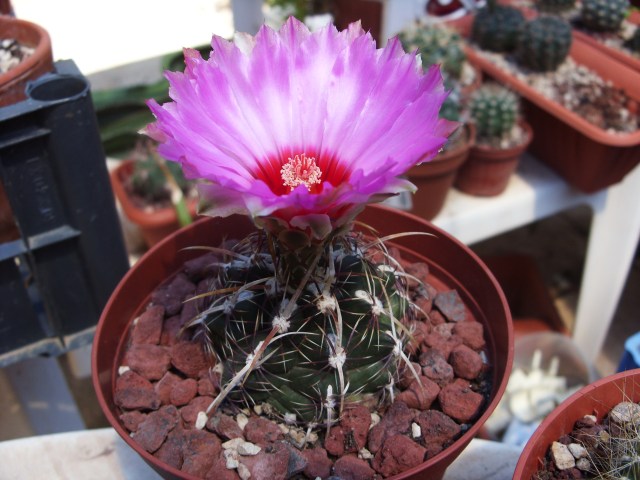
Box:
[470,83,519,144]
[580,0,630,33]
[471,0,526,52]
[517,16,572,72]
[399,22,466,80]
[192,229,413,425]
[536,0,576,14]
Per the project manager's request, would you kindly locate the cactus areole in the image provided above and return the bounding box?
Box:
[145,18,456,426]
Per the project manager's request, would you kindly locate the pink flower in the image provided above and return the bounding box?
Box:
[146,18,455,239]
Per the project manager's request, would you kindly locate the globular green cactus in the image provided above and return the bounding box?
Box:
[471,0,526,52]
[193,231,411,425]
[399,22,466,80]
[517,16,572,72]
[470,83,519,143]
[580,0,630,33]
[536,0,576,14]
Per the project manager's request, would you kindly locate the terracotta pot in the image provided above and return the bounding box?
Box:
[0,15,53,107]
[454,120,533,197]
[513,369,640,479]
[92,204,513,480]
[407,123,475,220]
[463,38,640,193]
[110,160,198,248]
[332,0,383,44]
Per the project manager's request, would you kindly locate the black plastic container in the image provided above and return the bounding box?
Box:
[0,60,129,365]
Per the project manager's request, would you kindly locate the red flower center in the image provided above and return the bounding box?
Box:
[254,150,351,196]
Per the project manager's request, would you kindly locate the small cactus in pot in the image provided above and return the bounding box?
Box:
[469,83,520,148]
[517,15,573,72]
[471,0,526,52]
[580,0,630,33]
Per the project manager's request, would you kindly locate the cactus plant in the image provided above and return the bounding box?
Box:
[196,230,410,424]
[469,83,519,145]
[145,18,455,428]
[580,0,630,33]
[471,0,526,52]
[399,22,466,80]
[517,16,573,72]
[536,0,576,13]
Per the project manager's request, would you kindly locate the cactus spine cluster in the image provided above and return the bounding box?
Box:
[471,0,526,52]
[536,0,576,14]
[517,16,573,72]
[580,0,630,32]
[192,229,412,425]
[470,83,519,143]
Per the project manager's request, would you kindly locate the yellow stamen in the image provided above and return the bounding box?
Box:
[280,154,322,191]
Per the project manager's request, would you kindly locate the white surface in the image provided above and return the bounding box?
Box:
[0,429,521,480]
[11,0,234,77]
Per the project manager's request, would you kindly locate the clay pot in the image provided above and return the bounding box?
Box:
[407,123,475,220]
[92,204,513,480]
[514,369,640,479]
[110,160,198,248]
[463,38,640,193]
[0,15,53,107]
[332,0,383,44]
[454,120,533,197]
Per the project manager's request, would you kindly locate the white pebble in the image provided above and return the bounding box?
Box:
[370,412,380,428]
[224,449,239,469]
[195,411,208,430]
[610,401,640,426]
[551,442,576,470]
[237,463,251,480]
[576,457,591,471]
[358,448,373,460]
[567,443,588,459]
[237,441,261,456]
[118,366,130,375]
[236,413,249,431]
[411,422,422,439]
[222,438,245,450]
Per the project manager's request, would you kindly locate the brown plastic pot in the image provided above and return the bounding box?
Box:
[572,10,640,73]
[0,15,53,107]
[407,123,475,220]
[463,36,640,193]
[110,160,198,248]
[454,120,533,197]
[92,204,513,480]
[513,369,640,480]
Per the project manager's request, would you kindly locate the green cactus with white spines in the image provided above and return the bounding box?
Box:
[470,83,519,143]
[471,0,526,52]
[536,0,576,14]
[517,16,572,72]
[192,229,412,425]
[580,0,630,32]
